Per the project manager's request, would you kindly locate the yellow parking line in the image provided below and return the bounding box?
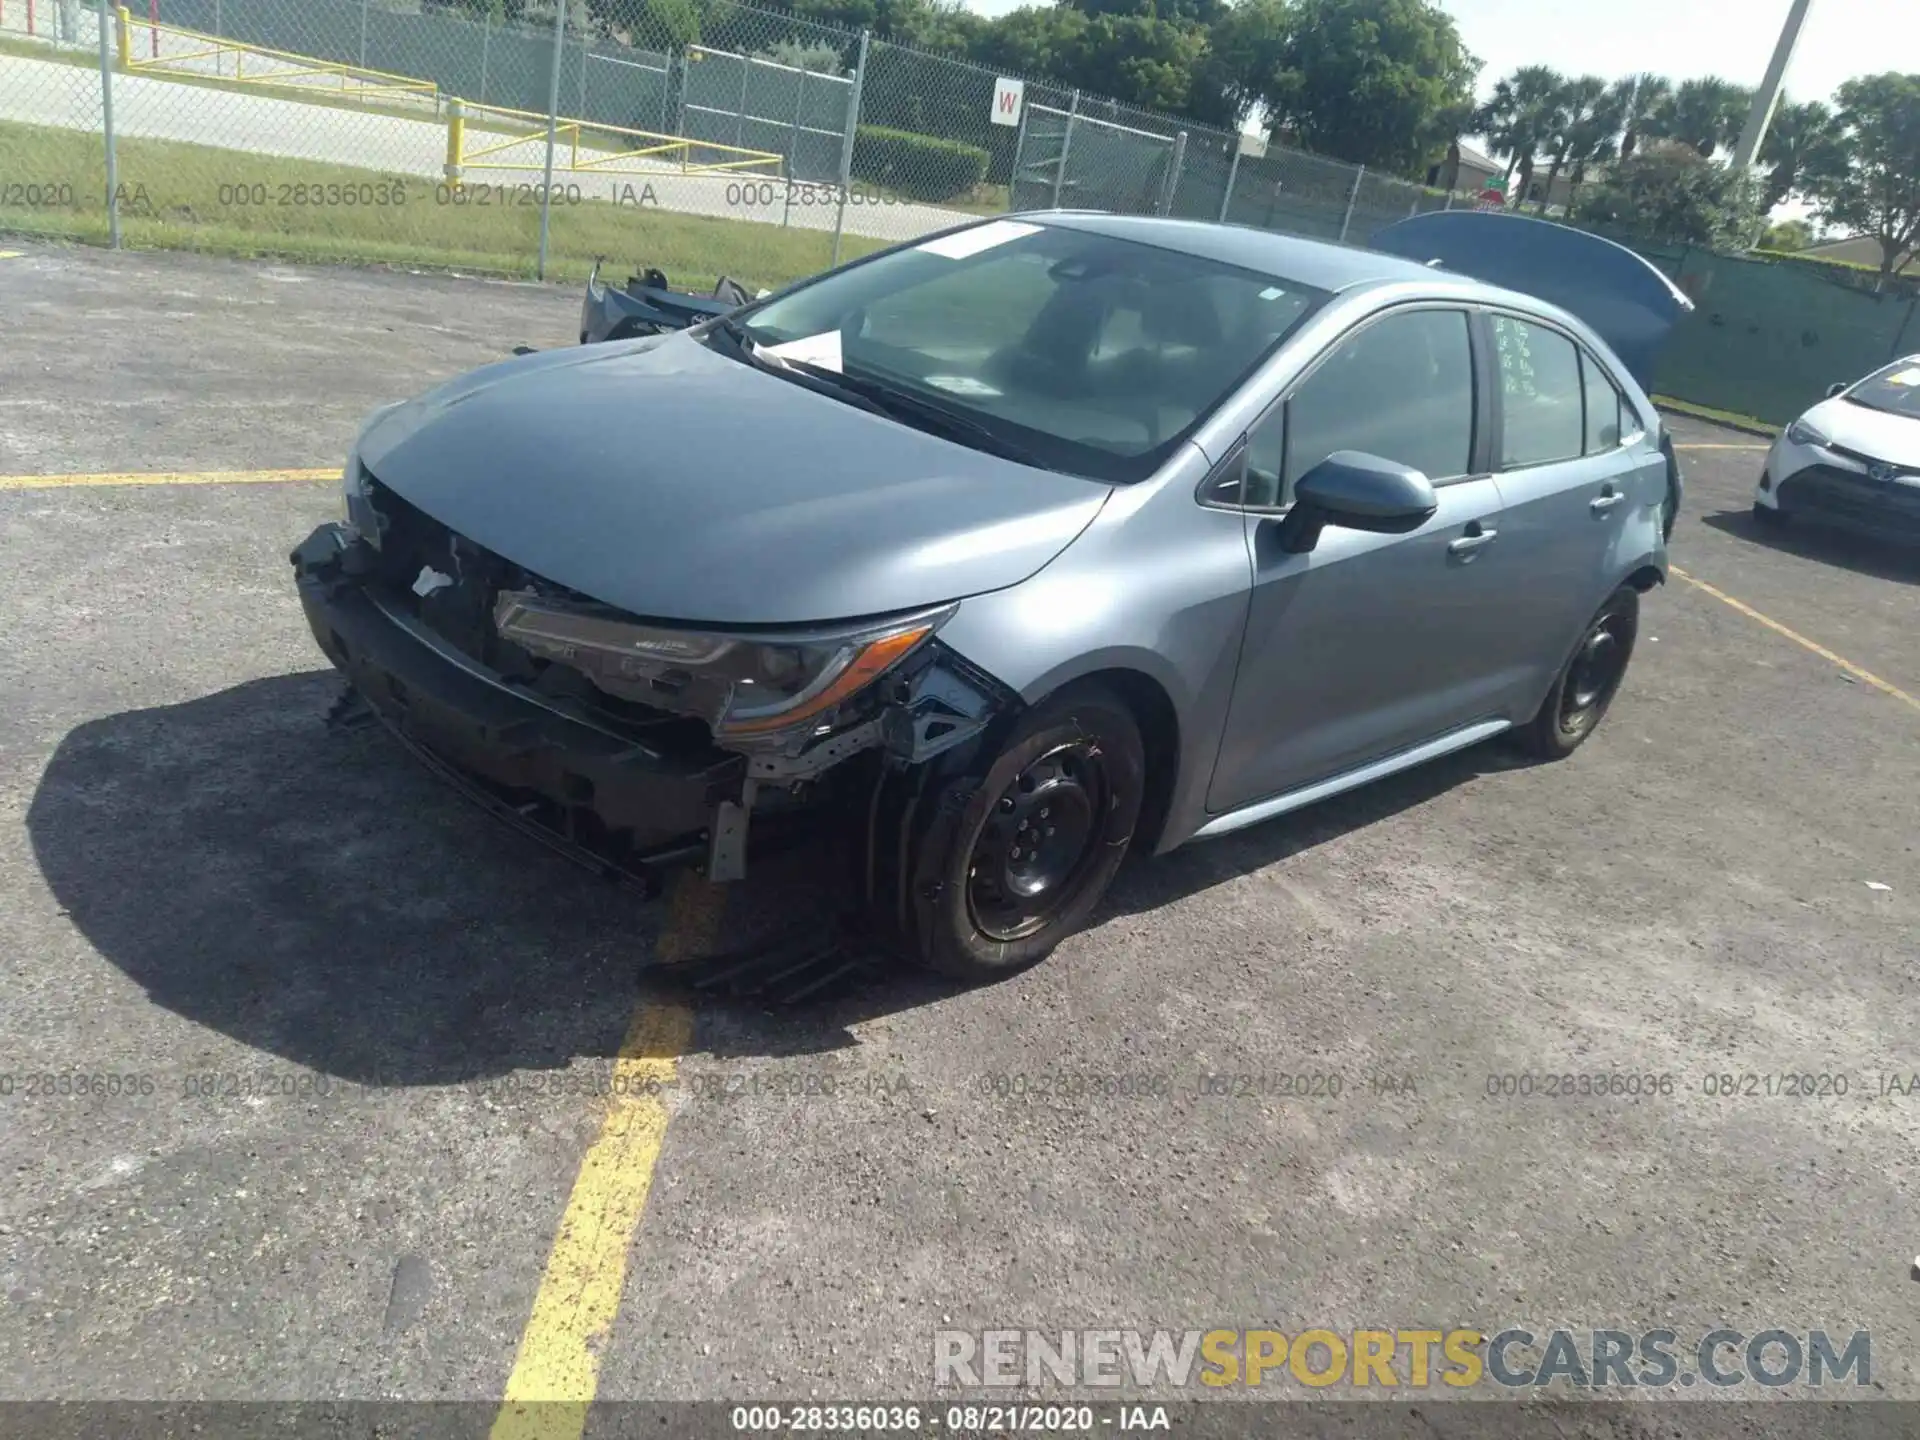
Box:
[1671,565,1920,715]
[0,250,24,260]
[0,468,335,491]
[490,872,724,1440]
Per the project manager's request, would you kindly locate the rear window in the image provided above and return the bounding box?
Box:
[1493,315,1584,468]
[1582,352,1624,454]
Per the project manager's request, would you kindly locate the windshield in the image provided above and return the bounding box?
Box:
[725,219,1328,482]
[1843,358,1920,419]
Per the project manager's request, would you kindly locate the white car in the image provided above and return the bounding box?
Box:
[1754,355,1920,540]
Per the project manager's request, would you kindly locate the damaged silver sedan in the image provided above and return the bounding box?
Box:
[294,211,1679,980]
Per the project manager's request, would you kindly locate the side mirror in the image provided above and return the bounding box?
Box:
[1276,452,1439,554]
[1827,382,1848,399]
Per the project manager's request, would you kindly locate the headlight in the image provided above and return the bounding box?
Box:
[493,591,953,737]
[1785,417,1830,448]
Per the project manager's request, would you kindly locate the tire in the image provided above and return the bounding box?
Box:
[1512,586,1640,761]
[1752,500,1790,530]
[880,682,1145,982]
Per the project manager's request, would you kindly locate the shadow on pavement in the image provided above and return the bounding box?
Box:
[27,672,1517,1081]
[1700,507,1920,587]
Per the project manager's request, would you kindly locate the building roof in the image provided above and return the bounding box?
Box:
[1454,141,1499,172]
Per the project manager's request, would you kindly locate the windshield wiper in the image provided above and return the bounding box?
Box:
[782,361,1047,467]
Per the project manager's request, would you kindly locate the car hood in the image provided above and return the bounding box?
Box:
[1806,397,1920,468]
[357,332,1113,626]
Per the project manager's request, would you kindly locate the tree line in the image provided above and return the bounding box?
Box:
[431,0,1480,175]
[1477,66,1920,286]
[437,0,1920,285]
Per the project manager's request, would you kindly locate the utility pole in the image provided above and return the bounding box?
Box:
[1731,0,1816,171]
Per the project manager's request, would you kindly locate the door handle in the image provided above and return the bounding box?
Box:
[1590,486,1624,514]
[1447,523,1498,556]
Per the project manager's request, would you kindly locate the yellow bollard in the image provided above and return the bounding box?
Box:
[444,98,465,185]
[115,6,131,72]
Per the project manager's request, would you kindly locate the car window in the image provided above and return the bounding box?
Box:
[1842,357,1920,419]
[1250,309,1473,507]
[734,222,1329,484]
[1494,315,1583,468]
[1581,352,1624,454]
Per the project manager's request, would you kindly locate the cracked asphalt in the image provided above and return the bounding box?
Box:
[2,242,1917,1435]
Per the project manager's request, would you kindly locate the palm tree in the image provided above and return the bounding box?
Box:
[1565,80,1630,212]
[1759,97,1840,211]
[1657,77,1753,158]
[1478,65,1566,208]
[1533,75,1606,215]
[1611,73,1670,160]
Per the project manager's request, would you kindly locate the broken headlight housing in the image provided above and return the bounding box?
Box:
[341,403,407,546]
[493,591,954,739]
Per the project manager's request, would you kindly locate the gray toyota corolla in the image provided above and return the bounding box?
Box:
[293,211,1681,980]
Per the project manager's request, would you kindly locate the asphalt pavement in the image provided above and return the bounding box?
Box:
[2,242,1918,1432]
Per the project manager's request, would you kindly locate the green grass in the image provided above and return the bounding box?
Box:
[0,118,886,291]
[1652,394,1781,437]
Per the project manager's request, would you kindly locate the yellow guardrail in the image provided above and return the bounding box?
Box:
[115,8,437,105]
[447,99,783,179]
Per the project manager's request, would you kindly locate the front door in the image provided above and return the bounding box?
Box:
[1207,306,1516,813]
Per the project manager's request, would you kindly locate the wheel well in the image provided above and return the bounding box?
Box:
[1071,668,1179,854]
[1626,564,1665,593]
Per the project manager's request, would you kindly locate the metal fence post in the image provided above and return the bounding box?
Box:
[1051,89,1078,207]
[1218,143,1240,223]
[1158,129,1187,215]
[1008,98,1030,213]
[96,0,118,247]
[478,13,489,105]
[787,67,806,197]
[734,52,748,150]
[830,29,869,269]
[357,0,367,70]
[577,31,588,124]
[1338,163,1364,243]
[537,0,566,281]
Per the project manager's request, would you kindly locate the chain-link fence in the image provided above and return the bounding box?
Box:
[1,0,1466,294]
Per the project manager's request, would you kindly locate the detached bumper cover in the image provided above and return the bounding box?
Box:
[292,524,735,873]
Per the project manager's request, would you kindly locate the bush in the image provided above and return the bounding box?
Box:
[1570,141,1758,252]
[851,126,989,203]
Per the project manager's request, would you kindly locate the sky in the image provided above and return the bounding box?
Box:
[955,0,1920,110]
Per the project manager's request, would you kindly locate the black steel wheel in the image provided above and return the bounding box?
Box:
[1513,585,1640,760]
[882,681,1146,981]
[966,740,1111,943]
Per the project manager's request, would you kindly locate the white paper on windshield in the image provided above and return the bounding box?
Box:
[916,220,1042,260]
[925,375,1002,398]
[766,329,843,371]
[1886,367,1920,387]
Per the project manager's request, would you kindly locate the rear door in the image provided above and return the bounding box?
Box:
[1205,305,1515,813]
[1476,311,1667,709]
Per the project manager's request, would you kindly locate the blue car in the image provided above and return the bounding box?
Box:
[293,211,1686,981]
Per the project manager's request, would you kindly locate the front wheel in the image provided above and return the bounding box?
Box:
[887,682,1145,981]
[1512,586,1640,760]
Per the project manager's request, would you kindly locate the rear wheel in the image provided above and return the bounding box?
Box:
[882,683,1144,981]
[1512,586,1639,760]
[1752,500,1790,530]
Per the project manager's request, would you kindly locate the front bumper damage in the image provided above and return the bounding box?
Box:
[291,516,1012,895]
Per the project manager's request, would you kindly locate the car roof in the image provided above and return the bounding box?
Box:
[1027,211,1459,293]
